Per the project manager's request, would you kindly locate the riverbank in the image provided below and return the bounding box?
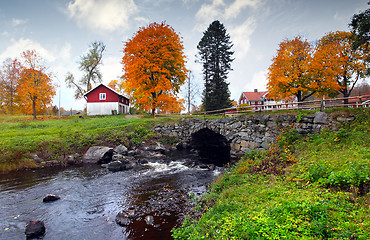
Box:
[0,115,180,172]
[172,109,370,239]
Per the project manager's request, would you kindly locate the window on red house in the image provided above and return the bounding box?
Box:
[99,93,106,100]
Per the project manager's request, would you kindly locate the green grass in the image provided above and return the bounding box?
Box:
[172,110,370,240]
[0,115,178,172]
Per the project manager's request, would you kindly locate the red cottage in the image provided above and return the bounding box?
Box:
[238,89,267,111]
[84,84,130,115]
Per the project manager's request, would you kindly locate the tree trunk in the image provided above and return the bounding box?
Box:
[151,108,156,117]
[342,88,349,105]
[32,98,37,120]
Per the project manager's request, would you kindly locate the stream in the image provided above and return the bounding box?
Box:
[0,153,221,239]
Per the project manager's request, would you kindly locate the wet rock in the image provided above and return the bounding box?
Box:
[115,209,136,226]
[207,164,216,171]
[198,164,209,169]
[43,194,60,202]
[138,159,149,164]
[25,220,45,239]
[145,215,154,225]
[127,150,137,156]
[175,142,184,150]
[83,146,114,164]
[114,144,128,155]
[107,160,136,172]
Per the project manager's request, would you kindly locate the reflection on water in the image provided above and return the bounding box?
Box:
[0,155,219,240]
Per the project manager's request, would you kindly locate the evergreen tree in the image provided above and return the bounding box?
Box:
[197,20,234,111]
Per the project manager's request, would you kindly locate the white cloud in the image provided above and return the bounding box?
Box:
[196,0,225,21]
[0,38,57,63]
[11,18,28,27]
[67,0,138,32]
[101,56,123,83]
[224,0,260,19]
[195,0,262,31]
[229,17,256,59]
[134,16,150,27]
[244,70,267,91]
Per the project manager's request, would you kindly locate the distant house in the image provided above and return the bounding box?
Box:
[238,89,297,111]
[84,84,130,116]
[238,89,267,111]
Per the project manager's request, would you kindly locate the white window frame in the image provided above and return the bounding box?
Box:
[99,93,106,100]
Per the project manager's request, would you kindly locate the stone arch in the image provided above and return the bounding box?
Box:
[190,128,230,166]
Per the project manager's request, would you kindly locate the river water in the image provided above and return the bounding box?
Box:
[0,154,221,240]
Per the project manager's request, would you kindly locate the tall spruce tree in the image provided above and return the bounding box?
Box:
[197,20,234,111]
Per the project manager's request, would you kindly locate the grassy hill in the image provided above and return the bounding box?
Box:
[172,109,369,239]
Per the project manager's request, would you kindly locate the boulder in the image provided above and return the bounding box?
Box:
[25,220,45,239]
[43,194,60,202]
[314,111,328,124]
[114,144,128,155]
[82,146,114,164]
[116,209,136,226]
[107,160,136,172]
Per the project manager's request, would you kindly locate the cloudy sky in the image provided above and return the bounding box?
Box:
[0,0,368,110]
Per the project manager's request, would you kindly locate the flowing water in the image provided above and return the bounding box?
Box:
[0,154,221,239]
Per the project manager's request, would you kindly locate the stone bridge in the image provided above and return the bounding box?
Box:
[154,111,349,165]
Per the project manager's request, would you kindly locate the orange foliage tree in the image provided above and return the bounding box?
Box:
[313,31,369,103]
[17,50,56,119]
[267,36,316,102]
[122,22,187,115]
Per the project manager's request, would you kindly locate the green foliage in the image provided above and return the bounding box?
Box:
[277,128,301,148]
[129,125,153,145]
[198,20,234,111]
[173,111,370,240]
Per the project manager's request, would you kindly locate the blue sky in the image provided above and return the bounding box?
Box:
[0,0,368,110]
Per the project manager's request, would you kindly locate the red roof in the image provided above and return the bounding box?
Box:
[242,91,267,101]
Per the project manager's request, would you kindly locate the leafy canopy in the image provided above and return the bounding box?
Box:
[65,41,105,99]
[17,50,56,119]
[315,31,369,100]
[267,36,315,102]
[122,22,187,115]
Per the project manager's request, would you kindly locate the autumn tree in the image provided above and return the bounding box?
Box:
[17,50,56,119]
[197,20,234,111]
[108,79,125,94]
[122,22,187,115]
[66,41,105,99]
[267,36,316,102]
[0,58,23,114]
[315,31,369,104]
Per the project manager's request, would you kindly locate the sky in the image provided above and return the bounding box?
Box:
[0,0,368,111]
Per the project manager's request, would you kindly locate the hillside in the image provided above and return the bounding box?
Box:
[172,109,370,239]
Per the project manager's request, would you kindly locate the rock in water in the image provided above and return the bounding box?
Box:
[43,194,60,202]
[145,215,154,225]
[115,209,135,226]
[25,220,45,239]
[82,146,114,164]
